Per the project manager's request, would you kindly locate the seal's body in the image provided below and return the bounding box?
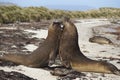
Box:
[89,36,113,44]
[59,18,120,75]
[0,22,62,68]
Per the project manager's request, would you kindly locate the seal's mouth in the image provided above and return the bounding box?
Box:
[61,24,63,28]
[61,24,64,30]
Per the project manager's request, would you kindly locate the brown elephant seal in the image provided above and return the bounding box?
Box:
[89,36,113,44]
[59,17,120,75]
[0,21,62,68]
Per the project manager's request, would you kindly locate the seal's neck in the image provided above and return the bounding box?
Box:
[46,30,60,42]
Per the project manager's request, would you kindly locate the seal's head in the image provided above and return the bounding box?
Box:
[48,21,62,37]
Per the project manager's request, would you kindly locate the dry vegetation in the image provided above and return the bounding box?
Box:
[0,6,120,24]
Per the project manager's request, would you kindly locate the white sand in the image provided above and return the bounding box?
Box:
[24,44,38,52]
[0,65,56,80]
[24,29,48,51]
[0,19,120,80]
[25,29,48,39]
[76,19,120,60]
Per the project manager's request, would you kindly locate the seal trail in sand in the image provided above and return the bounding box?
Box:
[59,17,120,75]
[0,21,62,68]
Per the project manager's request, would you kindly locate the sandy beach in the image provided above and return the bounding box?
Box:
[0,19,120,80]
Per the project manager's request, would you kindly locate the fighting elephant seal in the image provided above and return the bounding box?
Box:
[0,21,62,68]
[59,17,120,75]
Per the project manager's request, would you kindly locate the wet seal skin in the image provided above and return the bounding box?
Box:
[0,21,62,68]
[59,17,120,75]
